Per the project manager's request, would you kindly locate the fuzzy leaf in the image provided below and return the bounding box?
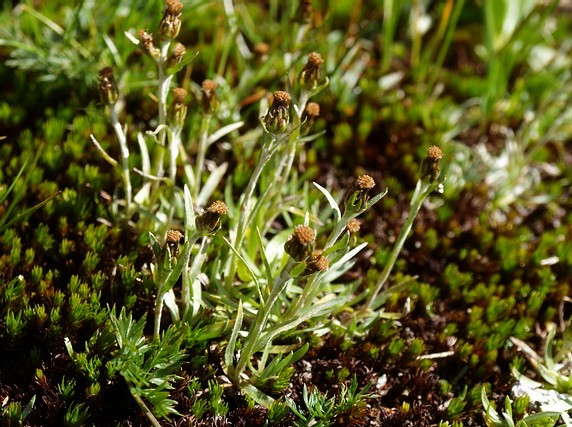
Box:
[313,182,341,221]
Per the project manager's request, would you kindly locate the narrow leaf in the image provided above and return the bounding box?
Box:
[313,182,341,221]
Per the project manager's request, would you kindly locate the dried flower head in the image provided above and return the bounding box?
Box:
[171,87,188,126]
[356,175,375,190]
[344,174,376,214]
[201,79,219,114]
[98,67,118,106]
[263,91,291,134]
[305,102,320,117]
[304,250,329,274]
[346,218,361,233]
[158,0,183,41]
[284,225,315,261]
[137,29,160,60]
[298,52,324,90]
[420,146,444,183]
[165,42,186,69]
[165,229,184,257]
[254,42,270,57]
[196,200,228,234]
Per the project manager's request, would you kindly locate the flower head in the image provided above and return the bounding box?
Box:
[263,91,291,134]
[304,250,329,274]
[298,52,324,90]
[284,225,315,261]
[420,146,444,183]
[344,174,376,214]
[158,0,183,41]
[346,218,361,233]
[196,201,228,234]
[137,30,161,60]
[201,79,219,114]
[170,87,188,127]
[165,42,186,69]
[165,229,184,257]
[305,102,320,118]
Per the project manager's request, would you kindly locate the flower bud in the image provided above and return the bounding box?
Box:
[137,30,161,61]
[158,0,183,41]
[263,91,291,134]
[298,52,324,90]
[284,225,315,262]
[170,87,188,127]
[344,174,376,213]
[420,146,444,183]
[98,67,119,106]
[201,79,219,115]
[196,201,228,234]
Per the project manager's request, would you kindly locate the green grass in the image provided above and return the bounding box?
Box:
[1,0,572,425]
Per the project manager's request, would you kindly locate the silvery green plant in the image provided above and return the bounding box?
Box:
[89,0,445,415]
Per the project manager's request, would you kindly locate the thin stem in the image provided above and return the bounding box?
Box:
[360,180,436,315]
[232,258,296,380]
[225,135,278,287]
[156,41,174,180]
[182,237,209,321]
[194,115,212,201]
[154,233,201,341]
[131,392,162,427]
[109,107,132,214]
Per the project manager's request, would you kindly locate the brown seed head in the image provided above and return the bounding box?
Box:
[346,218,361,233]
[172,87,187,104]
[299,52,324,89]
[263,91,291,133]
[138,30,160,60]
[420,146,444,183]
[305,102,320,117]
[166,229,184,244]
[273,91,291,106]
[207,200,228,215]
[170,42,186,62]
[166,0,183,14]
[196,201,228,234]
[356,175,375,190]
[294,225,315,245]
[165,229,184,258]
[309,250,328,272]
[307,52,324,66]
[201,80,219,114]
[158,0,183,41]
[171,87,188,126]
[284,225,315,261]
[427,146,443,160]
[254,42,270,56]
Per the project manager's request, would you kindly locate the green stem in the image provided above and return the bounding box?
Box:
[154,232,201,341]
[232,258,296,381]
[225,135,278,287]
[360,179,436,315]
[131,391,162,427]
[194,115,212,201]
[109,107,132,214]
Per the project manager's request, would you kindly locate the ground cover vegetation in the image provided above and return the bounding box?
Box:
[0,0,571,425]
